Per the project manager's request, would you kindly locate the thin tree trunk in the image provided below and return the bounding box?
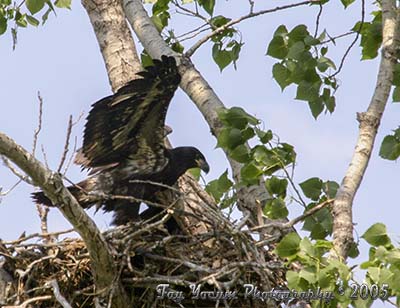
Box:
[332,0,399,259]
[82,0,142,91]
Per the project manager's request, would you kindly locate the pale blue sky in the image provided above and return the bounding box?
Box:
[0,0,399,287]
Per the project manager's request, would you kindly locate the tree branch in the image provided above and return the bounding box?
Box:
[332,0,400,259]
[0,132,129,307]
[185,0,314,57]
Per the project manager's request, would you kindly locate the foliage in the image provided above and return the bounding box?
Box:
[267,24,337,119]
[0,0,70,48]
[2,0,400,307]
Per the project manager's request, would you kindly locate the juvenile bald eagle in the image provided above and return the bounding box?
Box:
[32,56,209,225]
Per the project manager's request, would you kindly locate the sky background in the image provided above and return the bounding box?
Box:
[0,0,399,299]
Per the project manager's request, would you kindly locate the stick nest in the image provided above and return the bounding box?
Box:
[0,215,286,307]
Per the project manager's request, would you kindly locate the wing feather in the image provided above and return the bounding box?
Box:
[78,56,180,173]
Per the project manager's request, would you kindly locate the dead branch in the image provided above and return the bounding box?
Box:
[32,92,43,156]
[57,115,73,173]
[46,279,72,308]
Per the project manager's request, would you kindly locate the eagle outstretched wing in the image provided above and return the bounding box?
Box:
[75,56,181,174]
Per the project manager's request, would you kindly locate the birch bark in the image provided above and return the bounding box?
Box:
[332,0,399,259]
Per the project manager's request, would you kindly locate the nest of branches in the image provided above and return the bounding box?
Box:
[0,173,291,308]
[0,210,287,308]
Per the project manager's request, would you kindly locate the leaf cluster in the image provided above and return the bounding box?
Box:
[267,24,337,119]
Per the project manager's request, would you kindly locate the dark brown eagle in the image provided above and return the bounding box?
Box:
[32,56,209,225]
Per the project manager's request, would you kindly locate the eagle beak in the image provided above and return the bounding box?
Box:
[197,158,210,174]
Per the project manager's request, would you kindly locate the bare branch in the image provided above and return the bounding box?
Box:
[185,0,314,57]
[32,91,43,156]
[1,228,75,245]
[2,295,52,308]
[249,199,334,232]
[0,132,129,307]
[330,0,365,78]
[36,203,50,236]
[46,279,72,308]
[332,0,400,259]
[57,115,73,173]
[1,156,32,184]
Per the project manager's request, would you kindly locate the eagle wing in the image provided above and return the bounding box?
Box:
[76,56,181,174]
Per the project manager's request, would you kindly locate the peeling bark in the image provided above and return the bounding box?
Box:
[0,133,129,307]
[81,0,142,91]
[332,0,400,259]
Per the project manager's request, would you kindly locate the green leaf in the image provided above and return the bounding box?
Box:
[273,25,288,37]
[308,98,324,119]
[299,237,316,257]
[198,0,215,15]
[275,232,301,257]
[54,0,71,9]
[356,15,382,60]
[256,128,273,144]
[26,15,39,26]
[300,177,323,201]
[0,15,6,35]
[379,134,400,160]
[296,81,321,102]
[187,167,201,181]
[210,15,231,27]
[229,144,250,163]
[323,180,339,198]
[171,41,184,54]
[288,25,308,42]
[16,15,27,27]
[318,268,334,289]
[347,241,360,258]
[340,0,355,8]
[26,0,45,15]
[302,206,333,239]
[317,56,337,72]
[304,35,320,46]
[151,12,169,32]
[266,36,288,60]
[141,51,154,68]
[324,95,336,113]
[241,162,262,182]
[205,170,233,202]
[212,44,231,71]
[287,41,305,60]
[393,86,400,102]
[241,127,255,140]
[265,176,288,197]
[392,64,400,86]
[217,127,244,150]
[299,267,317,284]
[362,223,391,246]
[272,63,291,90]
[263,197,288,219]
[218,107,259,129]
